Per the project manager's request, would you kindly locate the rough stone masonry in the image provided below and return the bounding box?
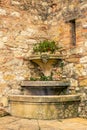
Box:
[0,0,87,118]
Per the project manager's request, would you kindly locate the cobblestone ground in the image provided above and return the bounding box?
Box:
[0,116,87,130]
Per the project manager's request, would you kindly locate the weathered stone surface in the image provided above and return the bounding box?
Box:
[8,94,80,119]
[0,101,9,117]
[0,8,6,15]
[80,56,87,63]
[65,57,79,63]
[75,64,87,76]
[21,80,70,87]
[70,78,78,87]
[0,116,87,130]
[79,78,87,87]
[0,0,87,119]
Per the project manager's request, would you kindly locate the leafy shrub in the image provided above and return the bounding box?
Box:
[33,40,58,53]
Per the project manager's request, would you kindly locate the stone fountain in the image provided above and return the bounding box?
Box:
[8,53,81,119]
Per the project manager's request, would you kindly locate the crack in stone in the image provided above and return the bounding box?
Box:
[37,120,41,130]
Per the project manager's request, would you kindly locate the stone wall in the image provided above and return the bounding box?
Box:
[0,0,87,118]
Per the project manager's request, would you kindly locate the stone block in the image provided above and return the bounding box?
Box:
[80,56,87,63]
[79,78,87,87]
[65,57,79,63]
[0,8,6,15]
[10,11,20,17]
[70,78,78,87]
[3,74,15,81]
[0,96,8,107]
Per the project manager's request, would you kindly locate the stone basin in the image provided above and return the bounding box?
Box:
[21,81,70,95]
[8,94,81,120]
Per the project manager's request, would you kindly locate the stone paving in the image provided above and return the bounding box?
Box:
[0,116,87,130]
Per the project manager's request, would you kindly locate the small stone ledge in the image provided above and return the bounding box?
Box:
[21,80,70,87]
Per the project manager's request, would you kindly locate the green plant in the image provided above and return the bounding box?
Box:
[33,40,58,53]
[30,73,53,81]
[39,75,53,81]
[59,61,64,70]
[30,77,38,81]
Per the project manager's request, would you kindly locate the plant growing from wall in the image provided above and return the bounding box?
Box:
[30,77,38,81]
[30,73,53,81]
[39,74,53,81]
[33,40,60,53]
[59,61,64,70]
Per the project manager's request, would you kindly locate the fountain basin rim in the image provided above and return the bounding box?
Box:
[8,94,81,103]
[21,80,70,87]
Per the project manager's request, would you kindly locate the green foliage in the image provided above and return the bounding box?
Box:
[30,77,37,81]
[39,75,53,81]
[59,61,64,69]
[30,74,53,81]
[33,40,58,53]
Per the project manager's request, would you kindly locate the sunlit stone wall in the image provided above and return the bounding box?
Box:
[0,0,87,117]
